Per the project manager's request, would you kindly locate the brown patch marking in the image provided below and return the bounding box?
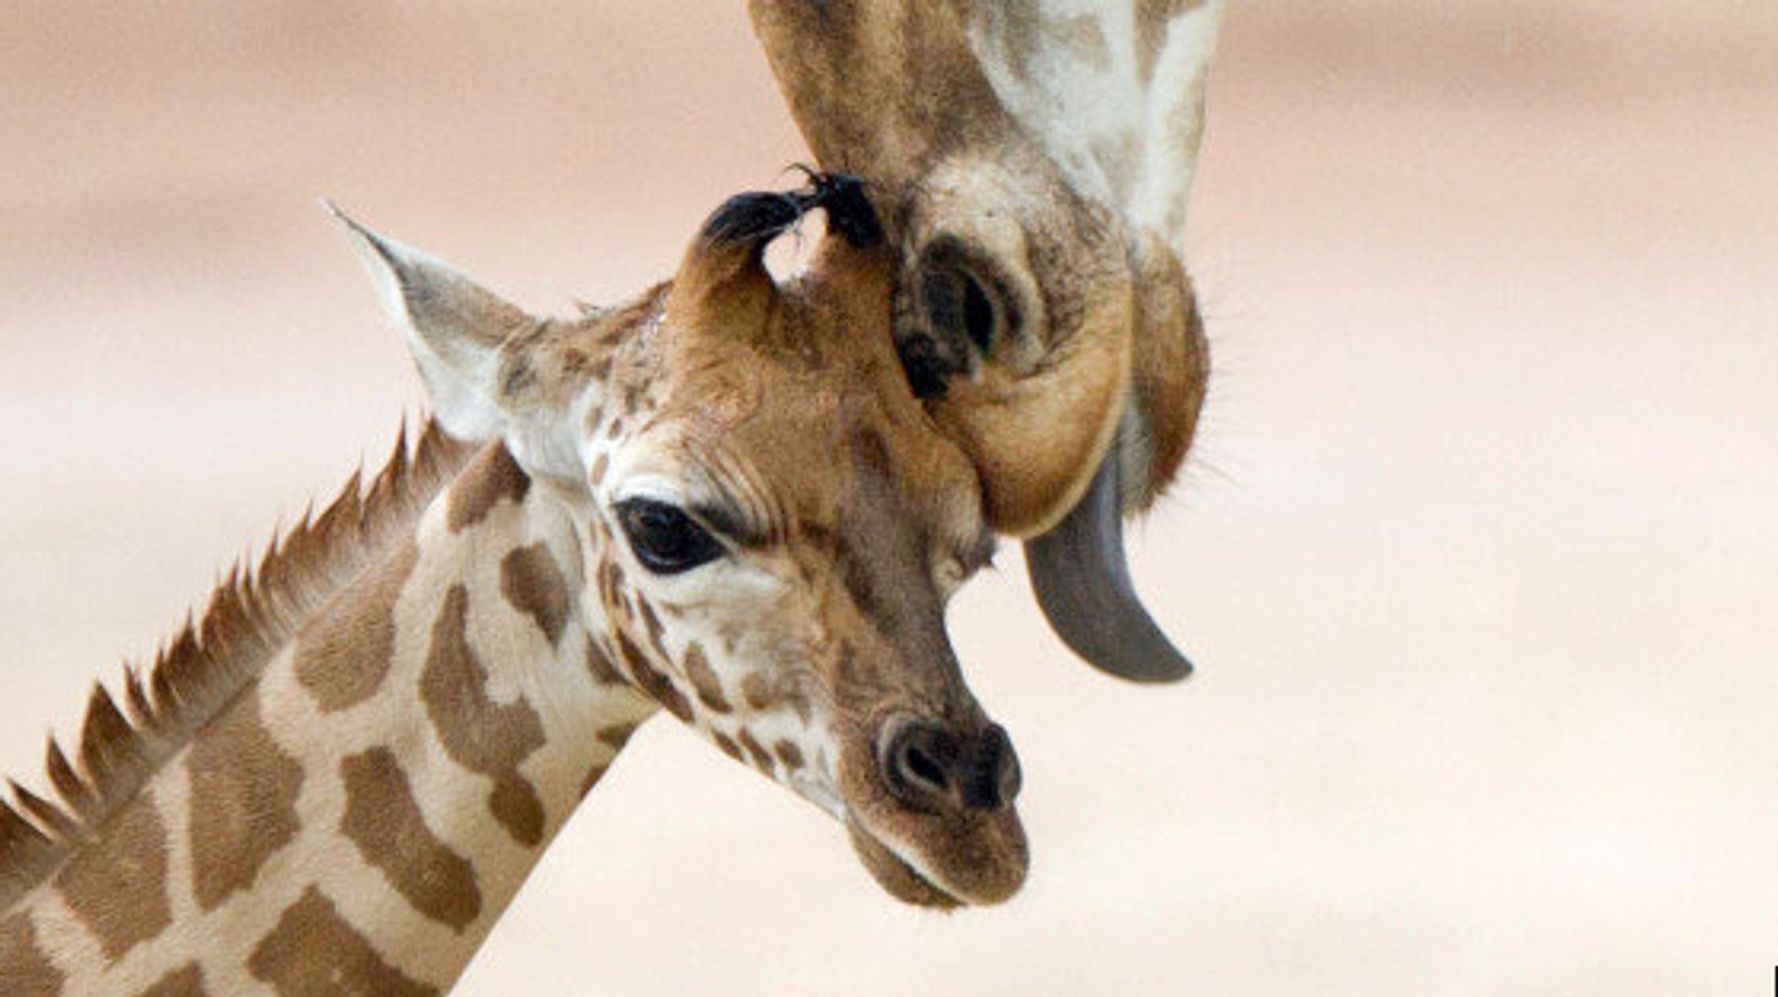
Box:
[488,782,544,848]
[446,444,530,533]
[713,732,745,764]
[737,729,775,772]
[596,722,639,751]
[499,542,570,645]
[248,886,437,997]
[560,345,591,375]
[578,764,609,799]
[588,453,609,488]
[420,585,548,847]
[53,789,172,961]
[340,748,482,932]
[774,739,806,771]
[596,559,620,610]
[637,600,668,658]
[0,912,63,997]
[616,632,693,722]
[681,643,732,713]
[585,641,626,687]
[739,671,814,725]
[499,355,536,398]
[740,672,777,711]
[186,687,303,911]
[136,962,207,997]
[295,539,419,712]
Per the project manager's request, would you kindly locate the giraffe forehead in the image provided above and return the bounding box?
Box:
[603,270,980,515]
[629,369,980,506]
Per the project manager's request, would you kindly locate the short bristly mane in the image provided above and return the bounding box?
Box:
[0,418,478,910]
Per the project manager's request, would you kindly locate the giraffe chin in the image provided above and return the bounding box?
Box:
[847,820,965,910]
[844,813,1027,910]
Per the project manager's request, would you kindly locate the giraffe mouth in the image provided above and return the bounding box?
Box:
[845,816,965,910]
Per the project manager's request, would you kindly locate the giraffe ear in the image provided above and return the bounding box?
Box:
[329,203,534,441]
[330,204,584,482]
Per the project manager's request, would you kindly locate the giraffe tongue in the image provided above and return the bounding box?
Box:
[1023,451,1192,684]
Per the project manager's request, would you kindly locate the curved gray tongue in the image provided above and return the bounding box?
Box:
[1023,453,1192,683]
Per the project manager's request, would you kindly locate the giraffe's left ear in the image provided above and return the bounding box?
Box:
[329,205,581,480]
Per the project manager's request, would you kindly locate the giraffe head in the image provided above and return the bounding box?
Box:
[749,0,1227,682]
[336,178,1025,907]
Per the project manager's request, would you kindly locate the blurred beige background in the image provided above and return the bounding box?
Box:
[3,2,1775,994]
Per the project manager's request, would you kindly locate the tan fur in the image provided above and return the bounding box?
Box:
[133,963,206,997]
[1,910,63,995]
[185,684,303,912]
[498,543,571,645]
[338,749,481,932]
[445,444,531,532]
[54,787,172,957]
[418,585,549,848]
[246,887,436,997]
[294,540,419,712]
[680,644,732,714]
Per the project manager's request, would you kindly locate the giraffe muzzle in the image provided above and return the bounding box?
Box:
[846,711,1030,909]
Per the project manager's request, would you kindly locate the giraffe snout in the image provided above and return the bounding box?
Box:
[877,716,1022,815]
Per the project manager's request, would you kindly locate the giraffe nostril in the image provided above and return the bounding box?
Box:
[881,721,960,812]
[878,718,1020,814]
[900,737,950,792]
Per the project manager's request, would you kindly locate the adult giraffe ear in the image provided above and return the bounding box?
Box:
[749,0,1225,683]
[329,203,581,480]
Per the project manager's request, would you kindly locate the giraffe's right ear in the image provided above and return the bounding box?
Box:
[328,203,535,442]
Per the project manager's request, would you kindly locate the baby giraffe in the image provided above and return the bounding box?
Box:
[0,178,1026,995]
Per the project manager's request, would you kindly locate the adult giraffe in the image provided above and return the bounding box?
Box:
[750,0,1226,679]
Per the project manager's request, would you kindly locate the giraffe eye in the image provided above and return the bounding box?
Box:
[615,498,724,575]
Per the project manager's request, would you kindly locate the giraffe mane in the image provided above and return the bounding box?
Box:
[0,417,479,911]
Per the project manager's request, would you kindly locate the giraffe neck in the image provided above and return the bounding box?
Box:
[964,0,1224,244]
[2,441,656,996]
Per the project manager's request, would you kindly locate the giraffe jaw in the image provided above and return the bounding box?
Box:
[843,807,1028,910]
[846,817,965,910]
